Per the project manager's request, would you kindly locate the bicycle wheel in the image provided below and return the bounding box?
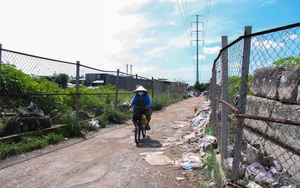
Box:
[141,124,146,138]
[134,123,140,145]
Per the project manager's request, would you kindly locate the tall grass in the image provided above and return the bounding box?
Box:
[0,88,184,161]
[152,93,183,110]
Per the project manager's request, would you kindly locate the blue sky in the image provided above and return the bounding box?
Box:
[1,0,299,85]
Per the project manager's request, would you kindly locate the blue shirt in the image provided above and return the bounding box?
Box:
[130,93,152,107]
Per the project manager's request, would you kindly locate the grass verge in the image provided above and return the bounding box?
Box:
[0,93,183,161]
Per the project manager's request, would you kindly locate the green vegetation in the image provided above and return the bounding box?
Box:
[273,56,300,66]
[0,131,65,160]
[196,123,222,188]
[227,56,300,103]
[152,93,182,111]
[228,75,253,100]
[0,63,183,160]
[193,81,209,92]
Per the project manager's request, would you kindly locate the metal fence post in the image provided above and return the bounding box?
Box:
[115,69,119,108]
[232,26,252,181]
[221,36,229,160]
[151,77,154,100]
[211,63,217,137]
[75,61,80,114]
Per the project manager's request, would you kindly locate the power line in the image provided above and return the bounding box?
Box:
[183,0,192,24]
[176,0,191,43]
[204,0,211,41]
[181,0,191,31]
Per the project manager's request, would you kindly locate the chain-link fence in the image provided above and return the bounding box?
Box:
[210,22,300,187]
[0,47,187,138]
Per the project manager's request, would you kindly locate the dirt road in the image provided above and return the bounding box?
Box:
[0,96,206,188]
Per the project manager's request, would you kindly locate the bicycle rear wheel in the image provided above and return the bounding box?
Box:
[134,123,141,145]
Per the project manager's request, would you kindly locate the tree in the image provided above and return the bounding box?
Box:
[193,81,209,92]
[55,73,69,89]
[273,56,300,66]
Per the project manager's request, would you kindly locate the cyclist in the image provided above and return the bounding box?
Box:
[129,85,152,130]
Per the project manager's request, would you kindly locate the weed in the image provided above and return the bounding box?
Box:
[152,93,182,111]
[104,106,130,124]
[61,110,83,137]
[195,125,222,188]
[204,123,214,135]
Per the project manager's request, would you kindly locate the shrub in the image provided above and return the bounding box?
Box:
[60,111,83,137]
[104,106,131,124]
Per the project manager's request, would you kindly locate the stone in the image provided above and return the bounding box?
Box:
[250,66,283,100]
[247,144,263,164]
[278,66,300,104]
[245,95,300,152]
[143,154,172,166]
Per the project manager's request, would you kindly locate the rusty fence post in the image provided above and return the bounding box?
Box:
[221,36,229,160]
[232,26,252,181]
[211,62,217,138]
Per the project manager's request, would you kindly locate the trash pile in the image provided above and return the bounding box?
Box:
[0,102,51,137]
[23,102,45,117]
[139,100,217,184]
[225,144,299,188]
[138,99,299,187]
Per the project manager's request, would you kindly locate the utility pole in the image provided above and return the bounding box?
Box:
[191,15,204,83]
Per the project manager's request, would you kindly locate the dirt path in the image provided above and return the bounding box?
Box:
[0,97,206,188]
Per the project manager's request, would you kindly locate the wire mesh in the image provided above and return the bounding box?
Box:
[0,48,187,138]
[210,23,300,186]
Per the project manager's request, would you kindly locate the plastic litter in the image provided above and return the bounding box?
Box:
[141,114,148,125]
[181,162,193,170]
[89,119,99,127]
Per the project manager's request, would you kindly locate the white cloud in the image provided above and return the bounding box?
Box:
[203,46,221,54]
[1,0,298,85]
[252,38,285,50]
[193,54,206,60]
[144,45,170,58]
[286,34,300,40]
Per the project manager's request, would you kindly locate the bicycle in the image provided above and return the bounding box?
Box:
[131,107,148,145]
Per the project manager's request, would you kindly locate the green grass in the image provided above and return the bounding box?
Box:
[152,93,183,110]
[0,90,183,161]
[195,124,222,188]
[0,132,65,160]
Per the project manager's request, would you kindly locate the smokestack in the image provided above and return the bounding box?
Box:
[126,64,128,74]
[130,65,132,75]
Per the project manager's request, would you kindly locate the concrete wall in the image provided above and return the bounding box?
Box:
[250,65,300,104]
[244,65,300,182]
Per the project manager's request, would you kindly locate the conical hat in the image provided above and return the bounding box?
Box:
[134,85,148,93]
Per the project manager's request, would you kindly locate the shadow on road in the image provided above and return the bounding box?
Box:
[136,136,162,148]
